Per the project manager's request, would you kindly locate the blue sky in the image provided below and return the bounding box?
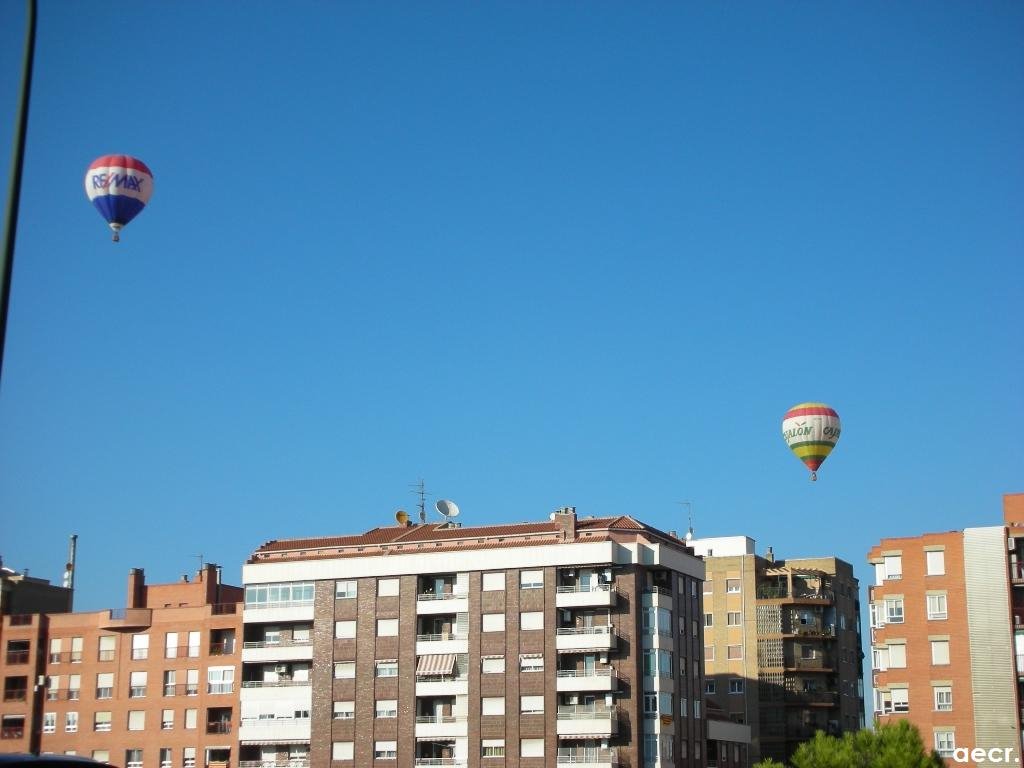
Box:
[1,0,1021,643]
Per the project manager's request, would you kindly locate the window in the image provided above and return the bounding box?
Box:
[885,598,904,623]
[373,741,397,760]
[521,738,544,758]
[727,644,743,660]
[128,710,145,731]
[644,733,659,759]
[934,686,952,711]
[887,643,907,669]
[926,550,946,576]
[692,619,699,637]
[129,670,147,697]
[187,631,200,658]
[335,620,356,639]
[704,680,716,695]
[98,635,115,661]
[185,669,199,695]
[704,613,713,627]
[49,638,61,663]
[727,611,741,626]
[46,676,59,701]
[207,666,234,694]
[96,672,114,699]
[332,742,354,760]
[70,637,83,663]
[43,713,56,734]
[92,752,110,763]
[481,740,505,758]
[482,572,505,591]
[482,696,505,715]
[131,634,149,660]
[375,699,397,718]
[935,731,955,758]
[872,647,889,671]
[185,708,197,730]
[481,656,505,673]
[891,688,909,713]
[377,578,400,597]
[94,711,112,732]
[377,618,399,637]
[884,555,903,580]
[704,645,715,661]
[335,580,357,599]
[183,747,196,768]
[520,654,544,672]
[729,678,745,694]
[520,570,543,589]
[482,613,505,632]
[520,611,543,630]
[520,695,544,714]
[162,709,174,729]
[244,581,315,608]
[163,670,176,696]
[376,660,398,678]
[160,748,172,768]
[726,579,741,593]
[932,640,950,665]
[334,662,355,679]
[126,749,143,768]
[333,701,354,719]
[927,593,948,620]
[694,699,701,719]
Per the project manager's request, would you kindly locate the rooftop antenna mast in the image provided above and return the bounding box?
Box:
[194,553,204,575]
[411,479,427,524]
[677,501,694,542]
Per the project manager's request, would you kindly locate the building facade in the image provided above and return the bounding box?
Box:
[0,564,242,768]
[240,508,722,768]
[867,493,1024,766]
[688,536,863,766]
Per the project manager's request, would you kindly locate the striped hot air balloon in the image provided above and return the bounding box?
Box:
[782,402,841,481]
[84,155,154,241]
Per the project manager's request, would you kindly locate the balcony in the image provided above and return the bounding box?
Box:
[556,668,618,692]
[207,721,233,734]
[239,715,311,743]
[99,607,152,631]
[4,651,29,665]
[209,641,236,656]
[414,715,468,739]
[413,760,467,768]
[556,748,619,767]
[786,691,838,706]
[238,763,308,768]
[416,592,468,615]
[556,706,619,738]
[1,726,25,739]
[555,626,617,653]
[415,675,468,697]
[242,639,313,664]
[556,584,617,609]
[240,679,313,703]
[2,689,27,702]
[242,600,314,623]
[641,586,673,610]
[415,633,468,656]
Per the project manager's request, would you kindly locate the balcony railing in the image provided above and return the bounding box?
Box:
[556,669,615,679]
[240,715,310,727]
[414,715,466,724]
[416,591,467,601]
[557,748,618,764]
[413,760,465,767]
[209,641,236,655]
[238,762,309,768]
[241,679,311,688]
[643,585,672,596]
[212,602,238,614]
[556,626,613,637]
[244,599,314,610]
[206,721,233,734]
[556,584,614,595]
[9,615,32,626]
[416,633,466,642]
[556,705,616,719]
[242,639,312,649]
[1,726,25,739]
[3,689,27,702]
[97,650,116,661]
[5,651,29,665]
[415,673,468,683]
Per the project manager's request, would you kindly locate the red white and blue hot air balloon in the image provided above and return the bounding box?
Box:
[84,155,153,242]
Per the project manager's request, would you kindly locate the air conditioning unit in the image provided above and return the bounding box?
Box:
[599,654,608,664]
[1015,615,1022,626]
[274,664,289,674]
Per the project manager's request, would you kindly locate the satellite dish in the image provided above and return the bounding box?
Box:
[549,512,557,520]
[435,499,460,519]
[395,510,409,525]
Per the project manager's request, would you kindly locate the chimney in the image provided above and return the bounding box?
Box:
[766,546,775,564]
[127,568,146,609]
[554,506,577,541]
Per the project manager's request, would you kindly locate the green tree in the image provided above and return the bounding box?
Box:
[785,721,944,768]
[753,760,788,768]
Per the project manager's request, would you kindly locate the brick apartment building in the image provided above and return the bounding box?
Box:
[0,564,242,768]
[867,493,1024,766]
[239,507,747,768]
[687,536,863,766]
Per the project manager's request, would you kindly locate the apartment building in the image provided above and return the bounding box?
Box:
[240,507,723,768]
[867,493,1024,767]
[688,536,863,766]
[0,564,242,768]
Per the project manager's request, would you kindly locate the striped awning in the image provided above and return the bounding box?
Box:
[416,654,456,675]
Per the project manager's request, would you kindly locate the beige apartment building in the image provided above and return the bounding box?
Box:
[239,507,747,768]
[0,564,242,768]
[867,492,1024,767]
[687,536,863,766]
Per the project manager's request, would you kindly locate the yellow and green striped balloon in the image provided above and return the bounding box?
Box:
[782,402,841,481]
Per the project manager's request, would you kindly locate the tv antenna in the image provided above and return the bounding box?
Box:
[410,479,428,524]
[435,499,461,524]
[677,501,694,541]
[194,553,204,573]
